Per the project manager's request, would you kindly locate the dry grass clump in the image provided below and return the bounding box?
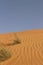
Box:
[0,48,11,62]
[12,39,21,45]
[6,39,21,46]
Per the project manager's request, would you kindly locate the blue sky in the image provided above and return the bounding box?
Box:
[0,0,43,33]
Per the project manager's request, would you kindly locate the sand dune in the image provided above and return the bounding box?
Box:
[0,30,43,65]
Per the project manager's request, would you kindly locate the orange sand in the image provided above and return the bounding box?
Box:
[0,30,43,65]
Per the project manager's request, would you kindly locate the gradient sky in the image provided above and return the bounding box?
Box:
[0,0,43,33]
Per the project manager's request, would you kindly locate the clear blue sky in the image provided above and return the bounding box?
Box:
[0,0,43,33]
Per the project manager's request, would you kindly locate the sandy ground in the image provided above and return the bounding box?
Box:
[0,30,43,65]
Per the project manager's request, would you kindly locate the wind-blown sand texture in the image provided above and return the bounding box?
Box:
[0,30,43,65]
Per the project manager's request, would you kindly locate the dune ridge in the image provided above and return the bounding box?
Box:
[0,30,43,65]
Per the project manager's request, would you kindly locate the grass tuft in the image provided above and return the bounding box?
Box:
[6,39,21,46]
[0,48,11,62]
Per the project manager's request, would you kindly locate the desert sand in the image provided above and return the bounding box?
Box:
[0,30,43,65]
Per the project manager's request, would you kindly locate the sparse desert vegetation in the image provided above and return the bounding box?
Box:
[0,48,11,62]
[6,39,21,46]
[0,33,20,63]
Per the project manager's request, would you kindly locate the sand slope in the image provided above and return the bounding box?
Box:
[0,30,43,65]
